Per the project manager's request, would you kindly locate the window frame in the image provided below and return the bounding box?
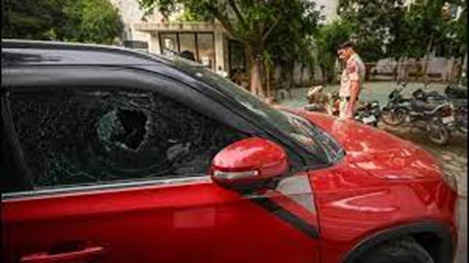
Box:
[1,91,33,192]
[2,65,304,197]
[158,31,216,69]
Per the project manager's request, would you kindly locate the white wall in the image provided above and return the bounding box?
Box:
[313,0,339,24]
[109,0,161,42]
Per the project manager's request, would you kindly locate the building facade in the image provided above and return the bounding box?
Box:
[110,0,465,84]
[111,0,339,80]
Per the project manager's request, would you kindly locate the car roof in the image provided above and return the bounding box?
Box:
[1,39,171,66]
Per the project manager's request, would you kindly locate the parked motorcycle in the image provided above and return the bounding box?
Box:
[381,81,453,145]
[380,81,411,126]
[451,100,468,134]
[354,100,381,127]
[444,84,467,134]
[414,84,467,134]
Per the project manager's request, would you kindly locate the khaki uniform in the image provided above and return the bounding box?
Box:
[339,53,365,119]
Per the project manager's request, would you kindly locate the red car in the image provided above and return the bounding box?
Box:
[1,40,458,263]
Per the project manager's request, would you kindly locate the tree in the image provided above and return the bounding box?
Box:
[264,3,324,94]
[138,0,322,98]
[337,0,406,62]
[338,0,467,81]
[314,20,354,84]
[438,0,467,59]
[2,0,68,40]
[63,0,124,44]
[2,0,123,45]
[396,0,466,80]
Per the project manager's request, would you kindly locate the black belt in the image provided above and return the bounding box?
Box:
[340,96,359,101]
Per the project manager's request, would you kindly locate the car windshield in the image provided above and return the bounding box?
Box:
[161,55,339,162]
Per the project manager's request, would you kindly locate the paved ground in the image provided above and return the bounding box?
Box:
[277,81,450,108]
[277,81,467,263]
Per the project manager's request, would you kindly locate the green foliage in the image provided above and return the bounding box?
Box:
[139,0,322,95]
[438,0,467,58]
[64,0,124,44]
[174,8,212,22]
[338,0,406,62]
[264,1,323,77]
[394,0,467,61]
[314,20,354,83]
[336,0,467,63]
[2,0,123,45]
[2,0,68,40]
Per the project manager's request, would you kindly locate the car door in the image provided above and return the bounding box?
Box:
[2,66,321,263]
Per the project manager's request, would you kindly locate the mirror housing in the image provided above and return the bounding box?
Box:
[210,137,289,188]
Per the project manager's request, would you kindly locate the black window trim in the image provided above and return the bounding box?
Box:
[1,90,33,192]
[138,60,333,168]
[4,64,307,166]
[2,65,308,195]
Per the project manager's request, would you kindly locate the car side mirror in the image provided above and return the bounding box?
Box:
[210,137,289,190]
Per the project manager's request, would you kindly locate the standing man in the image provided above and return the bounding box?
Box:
[337,41,365,120]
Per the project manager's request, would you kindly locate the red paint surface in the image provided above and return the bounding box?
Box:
[211,137,288,178]
[299,110,458,263]
[3,180,319,263]
[3,110,457,263]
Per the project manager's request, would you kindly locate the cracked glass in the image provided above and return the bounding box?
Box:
[9,87,245,189]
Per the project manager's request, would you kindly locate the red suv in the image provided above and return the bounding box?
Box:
[1,40,458,263]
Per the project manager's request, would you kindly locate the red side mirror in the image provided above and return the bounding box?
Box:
[210,137,289,188]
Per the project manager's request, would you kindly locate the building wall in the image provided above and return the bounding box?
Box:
[109,0,163,42]
[314,0,339,24]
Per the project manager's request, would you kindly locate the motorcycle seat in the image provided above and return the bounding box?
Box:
[410,99,441,112]
[445,85,467,99]
[451,99,467,108]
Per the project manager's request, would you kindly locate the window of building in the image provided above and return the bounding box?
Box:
[229,40,247,76]
[179,33,197,60]
[158,32,215,69]
[197,33,215,69]
[161,33,178,55]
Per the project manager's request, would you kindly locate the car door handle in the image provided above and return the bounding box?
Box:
[19,246,105,263]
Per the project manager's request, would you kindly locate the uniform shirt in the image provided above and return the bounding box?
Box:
[339,53,365,98]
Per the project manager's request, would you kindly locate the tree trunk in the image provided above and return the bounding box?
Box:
[398,57,407,81]
[320,66,327,86]
[423,33,434,82]
[266,63,271,98]
[280,61,294,90]
[464,53,468,74]
[250,55,264,98]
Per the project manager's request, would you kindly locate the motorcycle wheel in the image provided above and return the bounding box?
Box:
[381,107,406,126]
[426,120,450,145]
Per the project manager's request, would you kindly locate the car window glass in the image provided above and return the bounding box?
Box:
[164,57,325,158]
[9,87,246,189]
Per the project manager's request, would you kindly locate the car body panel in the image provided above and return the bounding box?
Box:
[3,177,320,263]
[1,40,458,263]
[286,111,458,263]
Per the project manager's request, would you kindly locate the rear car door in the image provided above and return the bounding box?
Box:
[2,66,321,263]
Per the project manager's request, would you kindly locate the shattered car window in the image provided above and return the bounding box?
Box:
[168,57,326,159]
[9,88,245,188]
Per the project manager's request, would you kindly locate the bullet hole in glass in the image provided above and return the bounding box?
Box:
[98,109,148,151]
